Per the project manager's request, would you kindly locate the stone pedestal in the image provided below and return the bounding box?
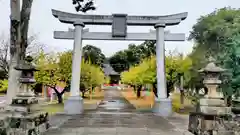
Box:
[153,98,172,117]
[0,95,49,135]
[64,96,83,114]
[199,98,231,130]
[198,99,234,135]
[232,98,240,114]
[200,99,231,115]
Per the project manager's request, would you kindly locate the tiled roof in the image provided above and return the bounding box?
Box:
[103,64,119,76]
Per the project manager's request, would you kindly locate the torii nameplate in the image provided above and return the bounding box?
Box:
[112,14,127,37]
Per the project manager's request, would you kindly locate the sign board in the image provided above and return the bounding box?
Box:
[112,14,127,37]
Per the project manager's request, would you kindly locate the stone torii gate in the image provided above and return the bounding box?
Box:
[52,9,188,116]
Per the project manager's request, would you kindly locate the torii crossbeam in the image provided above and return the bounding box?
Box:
[54,29,185,41]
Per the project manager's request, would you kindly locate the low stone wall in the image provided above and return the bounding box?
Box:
[0,111,49,135]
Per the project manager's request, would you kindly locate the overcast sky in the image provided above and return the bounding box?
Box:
[0,0,239,57]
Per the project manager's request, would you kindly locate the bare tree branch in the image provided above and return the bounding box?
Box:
[0,34,10,76]
[0,33,45,78]
[72,0,96,12]
[25,34,45,57]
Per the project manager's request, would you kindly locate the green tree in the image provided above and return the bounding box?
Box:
[185,45,206,90]
[82,45,106,66]
[219,34,240,99]
[0,79,8,93]
[121,52,191,98]
[35,50,105,100]
[189,7,240,55]
[109,41,156,73]
[57,50,105,89]
[109,51,129,73]
[57,51,72,83]
[188,7,240,99]
[121,56,156,98]
[34,51,66,103]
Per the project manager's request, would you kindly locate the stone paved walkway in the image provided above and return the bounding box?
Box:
[43,88,191,135]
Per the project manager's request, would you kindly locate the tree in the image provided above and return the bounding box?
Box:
[188,7,240,99]
[0,79,8,93]
[109,41,156,73]
[0,35,9,79]
[219,34,240,100]
[184,45,206,91]
[137,40,156,58]
[34,50,105,103]
[109,51,129,73]
[34,51,67,103]
[189,8,240,56]
[7,0,35,104]
[80,60,105,97]
[7,0,96,104]
[82,45,106,66]
[121,56,158,98]
[121,52,192,98]
[56,50,105,98]
[0,33,44,79]
[72,0,96,12]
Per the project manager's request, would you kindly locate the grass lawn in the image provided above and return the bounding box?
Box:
[121,88,155,110]
[42,88,104,115]
[0,93,6,96]
[171,93,195,114]
[41,103,64,115]
[121,88,194,114]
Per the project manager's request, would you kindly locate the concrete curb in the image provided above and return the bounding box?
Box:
[163,113,193,135]
[45,100,103,132]
[39,114,72,135]
[96,100,102,107]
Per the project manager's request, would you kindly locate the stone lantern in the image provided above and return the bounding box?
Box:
[1,56,49,135]
[198,57,232,134]
[198,57,225,99]
[15,56,38,99]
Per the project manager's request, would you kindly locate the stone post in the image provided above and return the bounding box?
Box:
[178,74,185,111]
[42,85,48,101]
[64,20,85,114]
[152,23,172,117]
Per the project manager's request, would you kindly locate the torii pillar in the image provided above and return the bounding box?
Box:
[64,21,85,114]
[153,23,171,116]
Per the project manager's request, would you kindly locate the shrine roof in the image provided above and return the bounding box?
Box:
[103,64,119,76]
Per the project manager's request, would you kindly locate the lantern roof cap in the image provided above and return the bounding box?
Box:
[199,56,225,73]
[15,56,39,71]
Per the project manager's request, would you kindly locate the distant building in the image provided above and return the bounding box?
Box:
[103,63,120,84]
